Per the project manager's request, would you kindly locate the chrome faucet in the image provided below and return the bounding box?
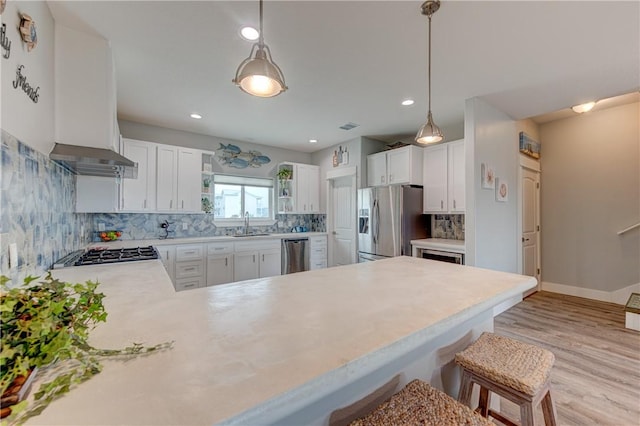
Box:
[243,211,250,235]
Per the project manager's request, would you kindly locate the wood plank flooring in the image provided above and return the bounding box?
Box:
[494,291,640,426]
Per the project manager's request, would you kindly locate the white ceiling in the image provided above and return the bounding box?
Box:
[48,1,640,153]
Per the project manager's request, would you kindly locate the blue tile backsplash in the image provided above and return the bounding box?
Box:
[91,213,326,240]
[1,130,91,284]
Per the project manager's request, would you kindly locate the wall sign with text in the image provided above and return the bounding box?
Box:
[13,65,40,103]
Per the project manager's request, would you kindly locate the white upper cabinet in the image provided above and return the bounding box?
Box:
[423,144,448,212]
[296,164,320,213]
[367,145,423,187]
[448,140,465,212]
[156,145,178,211]
[423,139,465,213]
[367,152,388,186]
[156,145,202,212]
[121,139,157,211]
[176,148,201,212]
[278,163,320,214]
[55,25,118,151]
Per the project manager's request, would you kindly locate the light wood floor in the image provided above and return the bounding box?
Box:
[493,291,640,426]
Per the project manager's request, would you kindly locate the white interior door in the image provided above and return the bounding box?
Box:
[327,170,357,267]
[521,167,540,294]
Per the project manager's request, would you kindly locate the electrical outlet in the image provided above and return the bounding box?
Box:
[98,223,105,231]
[182,222,188,230]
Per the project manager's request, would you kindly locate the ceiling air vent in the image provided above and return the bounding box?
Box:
[339,122,359,131]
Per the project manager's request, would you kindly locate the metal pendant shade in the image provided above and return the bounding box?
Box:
[233,0,287,98]
[416,0,443,144]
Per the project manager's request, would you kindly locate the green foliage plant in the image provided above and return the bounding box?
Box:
[0,274,172,425]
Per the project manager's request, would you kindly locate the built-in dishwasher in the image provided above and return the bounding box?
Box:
[281,237,310,274]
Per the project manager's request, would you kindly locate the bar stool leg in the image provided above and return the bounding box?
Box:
[541,390,558,426]
[458,369,474,406]
[520,402,535,426]
[477,387,490,417]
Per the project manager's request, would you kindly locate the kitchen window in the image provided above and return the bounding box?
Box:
[213,174,274,220]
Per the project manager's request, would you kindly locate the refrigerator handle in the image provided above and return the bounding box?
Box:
[371,199,377,244]
[374,198,381,245]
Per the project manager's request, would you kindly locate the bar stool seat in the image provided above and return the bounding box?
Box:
[455,332,557,426]
[349,379,494,426]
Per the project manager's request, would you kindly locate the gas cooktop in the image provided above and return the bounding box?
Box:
[52,246,159,268]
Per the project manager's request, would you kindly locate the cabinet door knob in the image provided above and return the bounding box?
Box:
[441,200,444,209]
[453,200,456,209]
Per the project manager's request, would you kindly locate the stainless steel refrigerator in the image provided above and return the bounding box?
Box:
[358,185,427,262]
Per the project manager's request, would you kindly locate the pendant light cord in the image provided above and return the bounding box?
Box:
[259,0,264,46]
[428,14,432,114]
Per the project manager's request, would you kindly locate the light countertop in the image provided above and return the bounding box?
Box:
[33,256,534,425]
[410,238,466,253]
[88,232,327,249]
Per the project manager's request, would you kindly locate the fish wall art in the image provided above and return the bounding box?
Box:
[215,143,271,169]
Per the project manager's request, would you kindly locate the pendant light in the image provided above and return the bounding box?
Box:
[415,0,443,144]
[233,0,287,97]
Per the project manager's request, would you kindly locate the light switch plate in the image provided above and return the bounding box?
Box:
[98,223,106,231]
[9,243,18,269]
[182,222,188,230]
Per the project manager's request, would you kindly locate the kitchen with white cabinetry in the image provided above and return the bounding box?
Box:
[367,145,423,187]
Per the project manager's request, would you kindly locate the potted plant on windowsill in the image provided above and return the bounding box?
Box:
[0,274,172,424]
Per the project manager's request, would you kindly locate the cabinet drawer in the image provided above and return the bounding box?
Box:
[207,242,234,255]
[176,244,204,261]
[310,260,327,270]
[310,246,327,259]
[174,276,204,292]
[309,236,327,247]
[175,260,204,279]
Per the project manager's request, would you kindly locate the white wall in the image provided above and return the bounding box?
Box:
[539,102,639,292]
[464,97,519,272]
[119,119,311,178]
[1,1,55,154]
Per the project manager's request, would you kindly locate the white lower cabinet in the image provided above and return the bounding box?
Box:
[206,242,234,286]
[163,236,327,291]
[233,239,282,281]
[156,245,175,282]
[309,235,328,270]
[173,244,205,291]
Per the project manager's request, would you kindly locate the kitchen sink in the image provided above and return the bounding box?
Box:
[233,233,271,237]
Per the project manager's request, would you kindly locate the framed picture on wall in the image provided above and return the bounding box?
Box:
[519,132,541,159]
[495,178,508,202]
[481,163,495,189]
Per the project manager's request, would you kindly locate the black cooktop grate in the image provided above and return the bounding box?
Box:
[74,246,159,266]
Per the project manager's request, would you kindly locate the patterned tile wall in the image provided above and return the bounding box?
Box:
[431,214,465,240]
[1,130,91,285]
[91,213,326,241]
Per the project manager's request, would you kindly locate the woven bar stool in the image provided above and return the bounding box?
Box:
[455,332,557,426]
[349,379,495,426]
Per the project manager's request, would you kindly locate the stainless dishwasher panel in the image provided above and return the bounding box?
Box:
[281,238,310,274]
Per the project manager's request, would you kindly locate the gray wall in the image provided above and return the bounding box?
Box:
[464,97,519,272]
[119,120,312,177]
[311,137,386,212]
[539,102,639,291]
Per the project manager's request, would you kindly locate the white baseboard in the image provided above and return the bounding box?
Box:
[541,281,640,306]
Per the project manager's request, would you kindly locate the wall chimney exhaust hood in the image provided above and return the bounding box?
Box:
[49,143,138,179]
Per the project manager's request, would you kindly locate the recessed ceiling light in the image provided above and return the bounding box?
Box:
[240,26,259,41]
[571,101,596,114]
[190,113,202,119]
[402,99,415,106]
[309,139,318,143]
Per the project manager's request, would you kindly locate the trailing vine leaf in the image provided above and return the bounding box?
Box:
[0,274,173,425]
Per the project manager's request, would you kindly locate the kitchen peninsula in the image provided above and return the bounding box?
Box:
[32,256,536,425]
